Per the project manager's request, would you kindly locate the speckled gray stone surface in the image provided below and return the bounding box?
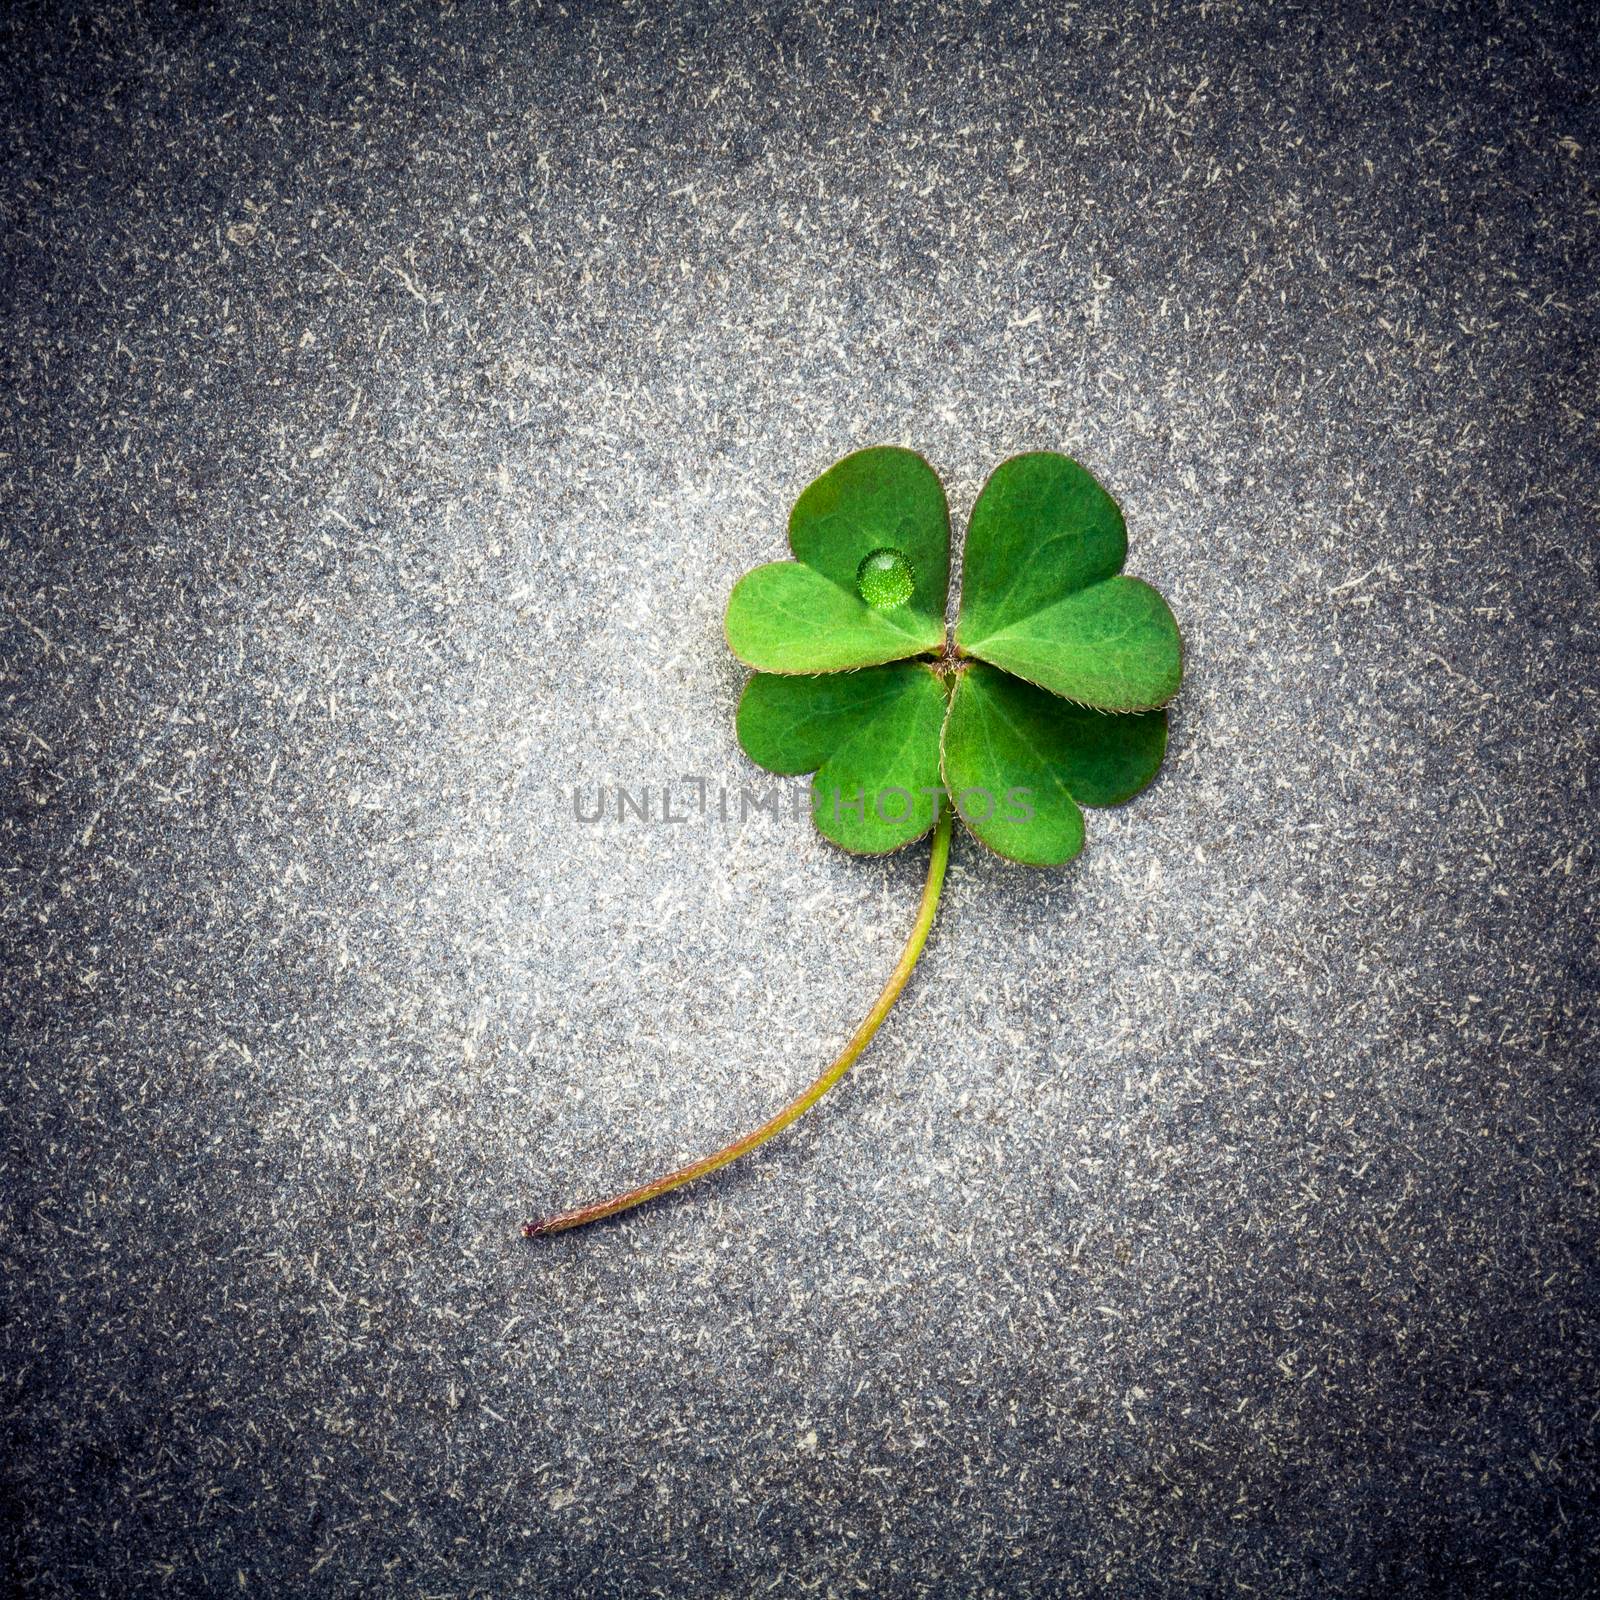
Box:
[3,1,1597,1595]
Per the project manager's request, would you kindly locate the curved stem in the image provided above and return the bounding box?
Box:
[525,798,955,1240]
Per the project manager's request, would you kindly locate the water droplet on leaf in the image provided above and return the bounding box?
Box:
[855,547,915,610]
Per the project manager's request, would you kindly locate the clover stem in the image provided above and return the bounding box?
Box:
[525,798,955,1240]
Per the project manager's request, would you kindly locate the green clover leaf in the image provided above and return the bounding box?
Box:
[954,451,1180,711]
[736,662,947,854]
[942,663,1168,866]
[527,447,1182,1240]
[724,446,950,672]
[730,446,1180,866]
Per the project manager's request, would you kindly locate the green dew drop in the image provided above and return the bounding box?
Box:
[855,547,915,610]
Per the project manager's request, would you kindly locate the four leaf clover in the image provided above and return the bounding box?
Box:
[525,447,1183,1240]
[726,447,1182,866]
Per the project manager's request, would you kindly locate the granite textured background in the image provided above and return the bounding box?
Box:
[3,1,1597,1595]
